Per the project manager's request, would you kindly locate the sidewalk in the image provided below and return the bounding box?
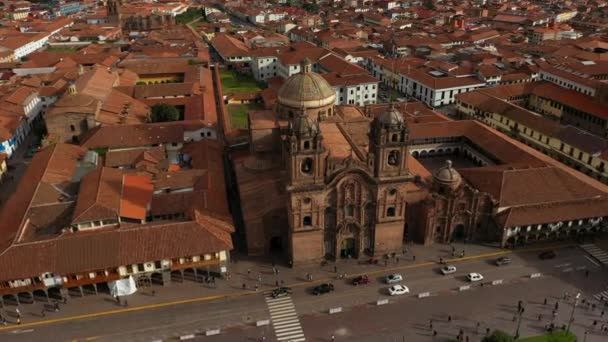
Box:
[0,240,569,329]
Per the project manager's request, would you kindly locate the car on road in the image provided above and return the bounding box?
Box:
[539,250,556,260]
[312,283,334,296]
[441,265,457,275]
[385,273,403,284]
[388,284,409,296]
[466,273,484,282]
[352,275,370,286]
[271,286,292,298]
[495,256,511,266]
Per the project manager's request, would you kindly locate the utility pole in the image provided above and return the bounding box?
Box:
[514,305,524,340]
[567,292,581,332]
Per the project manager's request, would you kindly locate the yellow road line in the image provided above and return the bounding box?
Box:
[0,243,573,334]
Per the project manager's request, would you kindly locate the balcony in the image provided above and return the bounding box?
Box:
[62,272,121,288]
[0,282,46,296]
[171,258,221,271]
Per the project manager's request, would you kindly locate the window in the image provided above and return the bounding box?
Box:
[70,124,75,132]
[301,158,313,174]
[304,141,310,149]
[392,134,399,142]
[154,261,162,269]
[388,150,400,166]
[303,216,312,226]
[344,204,354,217]
[389,188,397,196]
[386,207,396,217]
[137,263,145,272]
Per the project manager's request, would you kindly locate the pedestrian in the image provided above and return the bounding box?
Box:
[247,268,251,277]
[555,301,559,311]
[602,310,605,317]
[254,284,258,292]
[544,298,548,305]
[476,321,480,333]
[334,265,338,273]
[124,300,128,307]
[242,283,246,290]
[413,255,416,261]
[429,319,433,329]
[116,295,120,304]
[433,330,437,337]
[439,257,443,264]
[593,320,598,328]
[396,257,399,263]
[518,300,523,311]
[276,269,280,275]
[63,297,67,305]
[54,302,59,312]
[15,307,20,318]
[17,317,21,325]
[275,280,279,287]
[288,260,293,268]
[448,315,452,322]
[538,314,542,321]
[331,335,335,342]
[258,274,262,283]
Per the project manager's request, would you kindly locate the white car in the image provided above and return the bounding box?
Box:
[466,273,484,282]
[385,273,403,284]
[441,265,457,275]
[388,284,410,296]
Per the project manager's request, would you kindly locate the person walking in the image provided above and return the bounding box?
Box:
[448,315,452,322]
[247,269,251,277]
[544,298,548,305]
[555,301,559,311]
[429,319,433,329]
[15,307,20,318]
[41,308,45,318]
[334,265,338,273]
[16,317,21,325]
[476,322,480,333]
[54,301,60,312]
[413,255,416,262]
[331,335,335,342]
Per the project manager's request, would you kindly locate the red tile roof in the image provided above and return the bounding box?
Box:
[120,174,153,221]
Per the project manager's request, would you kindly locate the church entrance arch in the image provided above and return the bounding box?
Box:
[269,236,283,254]
[452,224,466,241]
[340,238,356,258]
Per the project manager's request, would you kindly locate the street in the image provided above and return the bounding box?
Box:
[1,244,607,341]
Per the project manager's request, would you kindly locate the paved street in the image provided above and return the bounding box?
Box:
[1,242,607,341]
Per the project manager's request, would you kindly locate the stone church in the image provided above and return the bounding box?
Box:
[233,59,608,265]
[236,59,411,265]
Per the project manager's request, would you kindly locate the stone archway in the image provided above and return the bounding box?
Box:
[338,223,360,259]
[452,224,466,241]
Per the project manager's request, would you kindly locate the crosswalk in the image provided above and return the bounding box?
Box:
[580,244,608,266]
[593,290,608,303]
[265,295,305,342]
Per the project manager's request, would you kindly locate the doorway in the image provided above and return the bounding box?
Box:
[340,238,356,258]
[452,224,465,241]
[270,236,283,254]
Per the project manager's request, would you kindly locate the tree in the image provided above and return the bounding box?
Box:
[302,2,319,13]
[482,330,514,342]
[150,103,180,123]
[423,0,436,10]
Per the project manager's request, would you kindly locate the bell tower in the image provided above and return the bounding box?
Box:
[285,111,325,188]
[370,103,409,179]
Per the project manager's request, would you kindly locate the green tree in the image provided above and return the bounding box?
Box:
[150,103,180,123]
[423,0,436,10]
[302,2,319,13]
[482,330,514,342]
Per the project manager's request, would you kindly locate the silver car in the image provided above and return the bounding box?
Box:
[385,273,403,284]
[441,265,457,275]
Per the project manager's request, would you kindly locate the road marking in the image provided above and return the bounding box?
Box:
[562,268,573,273]
[10,329,34,334]
[554,263,571,268]
[266,295,305,342]
[584,256,601,267]
[0,243,575,334]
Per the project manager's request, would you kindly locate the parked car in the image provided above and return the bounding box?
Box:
[466,273,484,282]
[441,265,457,275]
[495,256,511,266]
[271,286,292,298]
[385,273,403,284]
[352,275,370,286]
[312,283,334,295]
[388,284,409,296]
[539,250,556,260]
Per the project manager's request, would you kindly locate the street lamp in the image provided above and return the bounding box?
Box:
[567,292,581,332]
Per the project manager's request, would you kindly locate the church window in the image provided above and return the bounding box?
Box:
[303,141,310,149]
[303,216,312,226]
[386,207,396,217]
[389,188,397,196]
[388,150,400,166]
[301,158,313,174]
[70,124,75,132]
[303,197,311,205]
[344,204,354,217]
[391,134,399,142]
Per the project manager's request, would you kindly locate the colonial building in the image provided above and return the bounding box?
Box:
[233,61,608,265]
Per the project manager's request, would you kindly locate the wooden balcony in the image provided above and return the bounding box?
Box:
[0,282,46,296]
[62,273,121,288]
[171,258,221,271]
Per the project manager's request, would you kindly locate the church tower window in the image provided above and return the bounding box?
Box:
[301,158,313,174]
[388,150,400,166]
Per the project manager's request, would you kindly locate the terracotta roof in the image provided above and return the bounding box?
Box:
[211,33,250,58]
[120,174,153,221]
[72,167,123,224]
[81,123,184,149]
[460,165,605,208]
[530,82,608,120]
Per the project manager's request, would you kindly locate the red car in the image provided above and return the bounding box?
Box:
[352,275,370,286]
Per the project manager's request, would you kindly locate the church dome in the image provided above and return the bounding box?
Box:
[433,160,462,190]
[378,103,404,127]
[277,58,336,109]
